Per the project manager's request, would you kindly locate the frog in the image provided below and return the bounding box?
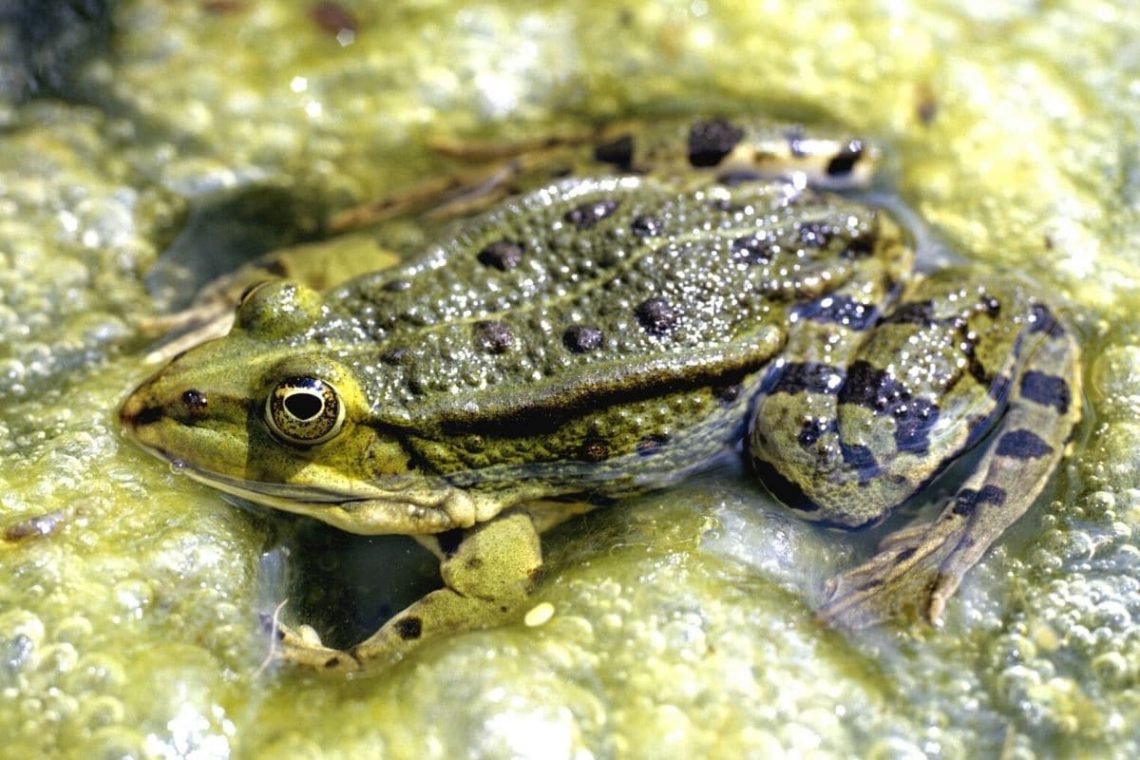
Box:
[119,118,1081,672]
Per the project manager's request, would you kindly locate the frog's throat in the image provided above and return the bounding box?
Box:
[176,464,480,534]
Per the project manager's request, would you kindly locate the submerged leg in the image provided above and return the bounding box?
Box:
[273,511,542,673]
[820,305,1081,626]
[750,271,1081,627]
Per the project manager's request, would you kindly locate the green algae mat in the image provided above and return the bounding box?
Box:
[2,1,1139,757]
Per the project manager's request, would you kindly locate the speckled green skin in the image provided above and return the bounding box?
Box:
[120,120,1081,668]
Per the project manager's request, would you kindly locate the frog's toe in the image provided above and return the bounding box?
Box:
[264,620,362,674]
[818,520,961,628]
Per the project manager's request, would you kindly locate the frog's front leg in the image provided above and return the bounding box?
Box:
[750,273,1081,627]
[273,510,542,673]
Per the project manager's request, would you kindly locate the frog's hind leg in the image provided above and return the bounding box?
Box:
[820,304,1081,627]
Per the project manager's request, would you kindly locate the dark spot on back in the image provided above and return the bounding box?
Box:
[795,295,877,330]
[730,233,775,264]
[477,240,525,271]
[581,438,610,462]
[635,297,678,335]
[593,134,634,170]
[797,220,835,248]
[380,347,408,365]
[562,324,604,353]
[636,433,670,456]
[565,199,619,229]
[981,295,1001,316]
[631,215,660,237]
[473,321,514,354]
[688,118,745,168]
[393,616,423,641]
[825,140,864,177]
[995,429,1054,460]
[709,198,743,213]
[383,278,412,293]
[764,362,845,395]
[1020,371,1071,414]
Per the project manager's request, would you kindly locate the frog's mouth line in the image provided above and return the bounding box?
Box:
[174,462,441,513]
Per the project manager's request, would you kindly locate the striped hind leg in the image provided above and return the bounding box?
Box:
[820,316,1081,627]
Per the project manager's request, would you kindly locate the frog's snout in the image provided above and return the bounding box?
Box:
[121,374,216,430]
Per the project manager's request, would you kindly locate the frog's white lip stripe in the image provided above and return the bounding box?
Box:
[174,464,476,534]
[176,464,403,507]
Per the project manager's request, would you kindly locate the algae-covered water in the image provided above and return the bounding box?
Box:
[2,1,1140,757]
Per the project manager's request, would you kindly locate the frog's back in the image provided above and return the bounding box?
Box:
[319,169,909,496]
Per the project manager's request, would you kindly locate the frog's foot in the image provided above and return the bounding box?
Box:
[265,620,362,674]
[345,511,542,671]
[818,515,964,628]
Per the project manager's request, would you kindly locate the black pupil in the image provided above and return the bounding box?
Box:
[285,391,323,421]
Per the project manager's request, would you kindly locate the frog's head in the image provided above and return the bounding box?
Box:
[120,280,473,534]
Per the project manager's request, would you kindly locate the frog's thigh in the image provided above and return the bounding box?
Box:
[350,510,542,667]
[822,307,1081,627]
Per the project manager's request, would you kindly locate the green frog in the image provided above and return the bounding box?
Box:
[120,119,1081,672]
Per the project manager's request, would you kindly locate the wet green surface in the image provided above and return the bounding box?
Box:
[2,1,1139,757]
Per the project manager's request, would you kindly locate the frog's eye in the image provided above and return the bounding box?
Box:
[264,377,345,446]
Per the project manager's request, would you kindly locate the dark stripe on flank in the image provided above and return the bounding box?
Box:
[995,429,1054,460]
[1020,371,1071,414]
